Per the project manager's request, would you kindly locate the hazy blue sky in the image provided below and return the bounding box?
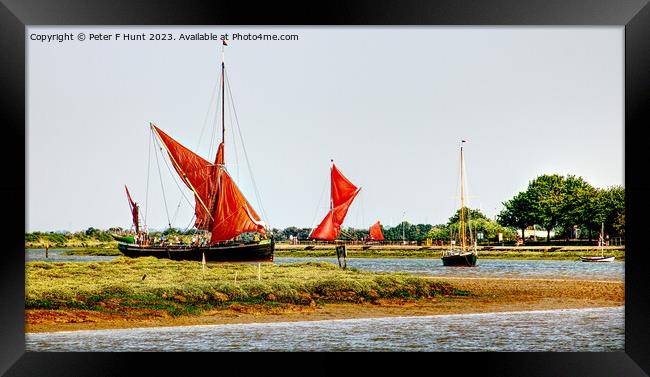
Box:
[27,26,623,232]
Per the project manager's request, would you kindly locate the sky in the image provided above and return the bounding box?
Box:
[26,26,624,232]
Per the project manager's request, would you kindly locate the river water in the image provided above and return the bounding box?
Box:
[26,250,624,281]
[26,249,117,263]
[26,306,623,352]
[276,257,624,281]
[25,250,624,352]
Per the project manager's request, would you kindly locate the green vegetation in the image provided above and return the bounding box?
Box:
[498,175,625,241]
[62,248,123,256]
[25,257,465,317]
[423,208,518,243]
[25,228,120,249]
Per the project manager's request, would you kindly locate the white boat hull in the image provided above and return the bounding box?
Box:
[580,256,615,262]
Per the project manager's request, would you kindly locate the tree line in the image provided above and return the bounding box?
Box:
[498,174,624,241]
[26,174,624,246]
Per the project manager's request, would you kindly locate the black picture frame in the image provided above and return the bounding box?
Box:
[3,0,649,375]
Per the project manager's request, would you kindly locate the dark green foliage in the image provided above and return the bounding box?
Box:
[497,175,625,239]
[447,208,488,224]
[383,223,433,241]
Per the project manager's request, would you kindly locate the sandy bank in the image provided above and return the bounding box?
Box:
[26,277,623,333]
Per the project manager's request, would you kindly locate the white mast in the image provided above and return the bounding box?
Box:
[402,211,406,245]
[459,140,466,251]
[600,222,605,257]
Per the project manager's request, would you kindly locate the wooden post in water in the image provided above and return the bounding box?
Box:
[336,244,347,269]
[45,242,48,258]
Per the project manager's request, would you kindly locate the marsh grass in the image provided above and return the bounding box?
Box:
[26,257,462,316]
[61,248,123,256]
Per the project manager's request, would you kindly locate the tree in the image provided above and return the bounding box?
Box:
[527,174,565,241]
[601,185,625,237]
[447,208,488,225]
[383,222,422,241]
[498,191,536,241]
[613,212,625,238]
[425,226,450,242]
[582,188,609,241]
[557,175,595,240]
[162,227,182,236]
[85,227,100,237]
[281,227,301,241]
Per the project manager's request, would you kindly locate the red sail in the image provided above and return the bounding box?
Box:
[331,164,358,207]
[152,124,216,230]
[210,168,266,243]
[310,210,338,241]
[369,221,384,241]
[152,124,266,242]
[125,185,139,234]
[310,164,361,241]
[332,188,360,226]
[215,142,224,166]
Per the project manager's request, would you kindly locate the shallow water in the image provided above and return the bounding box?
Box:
[26,249,117,263]
[25,306,624,352]
[25,250,624,281]
[275,257,624,281]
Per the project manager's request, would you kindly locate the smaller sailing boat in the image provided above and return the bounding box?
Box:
[111,185,138,244]
[441,140,477,267]
[580,223,615,262]
[309,160,361,241]
[368,221,384,241]
[309,160,360,268]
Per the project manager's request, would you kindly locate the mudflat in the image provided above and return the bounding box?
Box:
[26,277,623,333]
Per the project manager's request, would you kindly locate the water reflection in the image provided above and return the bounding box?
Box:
[25,251,624,281]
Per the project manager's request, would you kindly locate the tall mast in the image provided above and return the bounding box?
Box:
[460,141,466,250]
[601,222,604,257]
[330,159,334,212]
[221,43,225,145]
[402,211,406,244]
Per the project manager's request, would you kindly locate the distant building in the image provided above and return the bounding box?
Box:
[516,226,554,239]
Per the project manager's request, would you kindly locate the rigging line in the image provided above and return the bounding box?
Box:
[208,70,223,162]
[463,146,473,243]
[153,136,173,229]
[225,68,270,228]
[450,145,462,242]
[309,169,329,232]
[171,201,182,227]
[152,126,214,222]
[183,213,196,234]
[144,126,153,230]
[225,79,240,181]
[356,190,365,230]
[196,78,219,152]
[156,137,196,211]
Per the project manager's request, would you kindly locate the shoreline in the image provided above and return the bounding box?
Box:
[27,246,626,261]
[26,276,624,334]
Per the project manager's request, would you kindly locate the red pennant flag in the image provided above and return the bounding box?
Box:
[222,40,228,46]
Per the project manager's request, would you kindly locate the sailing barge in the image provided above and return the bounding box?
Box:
[117,42,274,262]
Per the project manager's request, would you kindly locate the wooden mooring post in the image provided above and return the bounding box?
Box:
[335,244,347,269]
